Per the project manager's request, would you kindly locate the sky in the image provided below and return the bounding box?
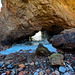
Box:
[0,0,2,8]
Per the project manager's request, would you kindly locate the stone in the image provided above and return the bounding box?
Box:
[17,68,23,71]
[52,72,55,75]
[18,71,26,75]
[1,73,6,75]
[19,64,25,68]
[59,66,66,73]
[39,71,44,75]
[46,68,51,74]
[34,72,39,75]
[0,62,4,67]
[35,62,39,65]
[5,60,12,65]
[6,71,10,75]
[49,53,64,65]
[36,69,40,72]
[50,28,75,50]
[54,70,60,75]
[7,63,14,69]
[64,72,70,75]
[35,43,51,56]
[30,62,34,66]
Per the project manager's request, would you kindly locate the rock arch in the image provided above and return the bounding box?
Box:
[0,0,75,46]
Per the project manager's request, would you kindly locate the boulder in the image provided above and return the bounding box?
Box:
[50,28,75,50]
[0,0,75,46]
[35,43,51,56]
[49,53,64,66]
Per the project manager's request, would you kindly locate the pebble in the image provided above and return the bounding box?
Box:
[64,72,70,75]
[19,64,25,68]
[30,62,34,66]
[59,66,66,73]
[6,71,10,75]
[1,73,6,75]
[46,68,51,74]
[0,62,4,67]
[35,62,39,65]
[34,72,39,75]
[52,72,55,75]
[7,63,14,69]
[54,70,60,75]
[39,71,43,75]
[36,69,40,72]
[25,63,28,66]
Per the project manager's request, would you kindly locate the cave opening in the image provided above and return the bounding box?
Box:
[0,30,57,54]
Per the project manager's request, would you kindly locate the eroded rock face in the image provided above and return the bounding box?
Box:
[0,0,75,46]
[50,28,75,50]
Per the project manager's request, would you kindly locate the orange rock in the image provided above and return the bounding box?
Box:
[6,71,10,75]
[19,64,25,68]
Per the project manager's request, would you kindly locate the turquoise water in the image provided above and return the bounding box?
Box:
[0,31,57,55]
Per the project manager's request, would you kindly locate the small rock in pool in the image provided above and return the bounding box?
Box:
[59,66,66,73]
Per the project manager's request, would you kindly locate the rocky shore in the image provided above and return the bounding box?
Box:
[0,44,75,75]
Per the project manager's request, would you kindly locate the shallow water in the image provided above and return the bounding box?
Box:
[0,31,57,55]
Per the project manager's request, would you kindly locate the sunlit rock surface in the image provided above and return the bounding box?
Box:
[0,0,75,45]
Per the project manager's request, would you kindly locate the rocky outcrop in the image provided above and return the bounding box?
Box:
[0,0,75,46]
[50,28,75,50]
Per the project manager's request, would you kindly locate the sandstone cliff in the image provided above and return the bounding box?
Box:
[0,0,75,45]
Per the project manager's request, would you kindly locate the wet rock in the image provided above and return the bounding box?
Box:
[59,66,66,73]
[18,71,26,75]
[30,62,34,66]
[52,72,55,75]
[17,68,23,71]
[50,28,75,50]
[1,73,6,75]
[54,70,60,75]
[34,72,39,75]
[35,43,51,56]
[0,62,4,67]
[49,53,64,65]
[19,64,25,68]
[6,71,10,75]
[64,72,70,75]
[46,68,51,74]
[11,69,16,75]
[5,60,12,65]
[36,69,40,72]
[39,71,44,75]
[35,62,39,65]
[7,63,14,69]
